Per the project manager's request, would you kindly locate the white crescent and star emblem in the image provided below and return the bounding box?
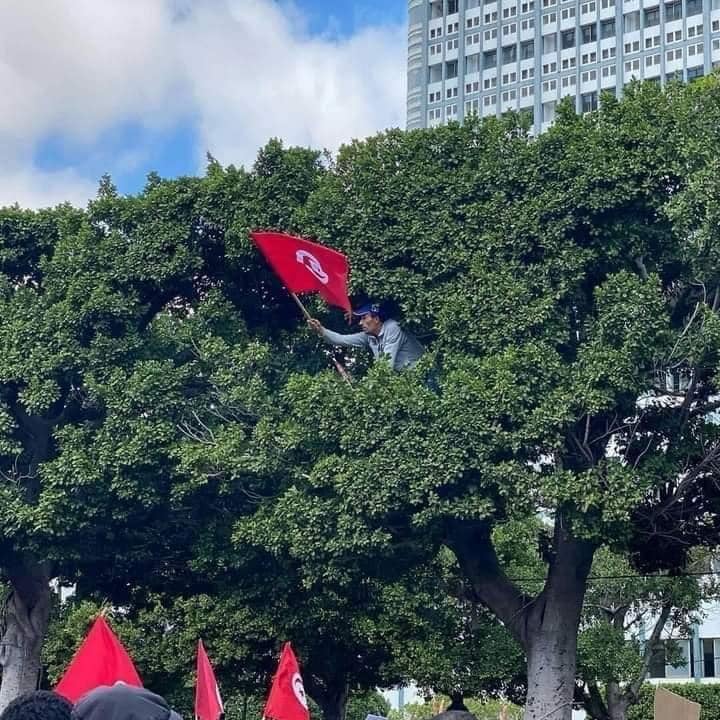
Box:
[291,672,308,709]
[296,249,329,285]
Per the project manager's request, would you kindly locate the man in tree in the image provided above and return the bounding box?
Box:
[307,302,424,370]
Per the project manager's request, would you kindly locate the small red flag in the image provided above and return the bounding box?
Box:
[55,615,142,702]
[250,231,351,313]
[263,643,310,720]
[195,640,224,720]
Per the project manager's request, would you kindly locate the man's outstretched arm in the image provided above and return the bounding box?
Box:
[307,318,369,348]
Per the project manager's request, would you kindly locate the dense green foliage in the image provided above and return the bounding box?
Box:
[4,76,720,720]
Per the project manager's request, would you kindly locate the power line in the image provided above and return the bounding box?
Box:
[505,570,720,583]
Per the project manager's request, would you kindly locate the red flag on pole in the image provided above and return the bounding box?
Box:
[195,640,224,720]
[55,615,142,702]
[263,643,310,720]
[250,231,351,313]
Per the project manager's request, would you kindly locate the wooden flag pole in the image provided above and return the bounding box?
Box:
[290,292,353,387]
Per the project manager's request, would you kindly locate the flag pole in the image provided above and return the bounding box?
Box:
[290,292,353,387]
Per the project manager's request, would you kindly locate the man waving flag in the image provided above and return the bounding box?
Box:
[250,231,351,314]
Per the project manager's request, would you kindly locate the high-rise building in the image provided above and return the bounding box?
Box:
[406,0,720,133]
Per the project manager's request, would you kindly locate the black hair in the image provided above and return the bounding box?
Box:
[0,692,72,720]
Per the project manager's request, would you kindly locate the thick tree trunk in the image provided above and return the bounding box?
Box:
[446,518,594,720]
[0,560,51,712]
[605,683,629,720]
[523,605,581,720]
[315,685,349,720]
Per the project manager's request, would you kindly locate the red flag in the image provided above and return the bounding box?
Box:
[195,640,224,720]
[263,643,310,720]
[55,615,142,702]
[250,231,351,313]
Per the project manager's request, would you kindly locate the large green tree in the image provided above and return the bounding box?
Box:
[0,141,326,708]
[234,77,720,720]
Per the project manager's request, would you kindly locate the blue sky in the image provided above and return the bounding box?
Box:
[0,0,407,208]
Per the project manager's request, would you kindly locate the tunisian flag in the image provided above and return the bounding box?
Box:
[195,640,224,720]
[55,615,142,702]
[250,231,351,313]
[263,643,310,720]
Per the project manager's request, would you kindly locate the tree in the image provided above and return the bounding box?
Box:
[0,141,325,707]
[577,548,714,720]
[236,77,720,720]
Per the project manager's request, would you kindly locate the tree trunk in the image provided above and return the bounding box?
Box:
[313,684,349,720]
[524,604,581,720]
[446,518,594,720]
[605,683,629,720]
[0,560,51,712]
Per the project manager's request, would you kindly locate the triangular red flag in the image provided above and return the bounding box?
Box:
[195,640,224,720]
[263,643,310,720]
[55,615,143,702]
[250,231,351,313]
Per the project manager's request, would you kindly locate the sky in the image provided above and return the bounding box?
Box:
[0,0,407,208]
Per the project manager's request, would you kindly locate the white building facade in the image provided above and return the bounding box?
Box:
[406,0,720,133]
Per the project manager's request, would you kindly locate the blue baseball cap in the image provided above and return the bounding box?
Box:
[353,302,383,318]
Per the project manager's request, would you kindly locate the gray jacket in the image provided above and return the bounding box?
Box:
[321,318,424,370]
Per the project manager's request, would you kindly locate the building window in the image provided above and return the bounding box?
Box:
[502,44,518,62]
[543,60,558,72]
[484,28,498,40]
[543,11,558,24]
[624,40,641,52]
[502,71,518,82]
[644,7,660,25]
[645,52,661,66]
[543,33,558,51]
[664,1,682,20]
[581,0,597,11]
[581,51,598,62]
[483,49,498,68]
[601,46,616,59]
[521,39,535,58]
[521,17,535,29]
[686,0,702,14]
[704,639,715,677]
[562,56,577,68]
[428,64,443,82]
[521,66,535,79]
[581,91,598,112]
[600,18,615,36]
[581,23,597,42]
[448,0,459,13]
[645,34,661,47]
[624,11,640,30]
[446,60,459,78]
[467,53,481,73]
[485,10,498,22]
[601,64,617,76]
[542,100,556,122]
[562,6,577,18]
[649,645,667,678]
[562,28,577,47]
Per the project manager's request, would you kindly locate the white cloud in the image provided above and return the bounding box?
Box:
[0,0,406,208]
[0,166,97,210]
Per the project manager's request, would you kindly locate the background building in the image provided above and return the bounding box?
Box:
[406,0,720,133]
